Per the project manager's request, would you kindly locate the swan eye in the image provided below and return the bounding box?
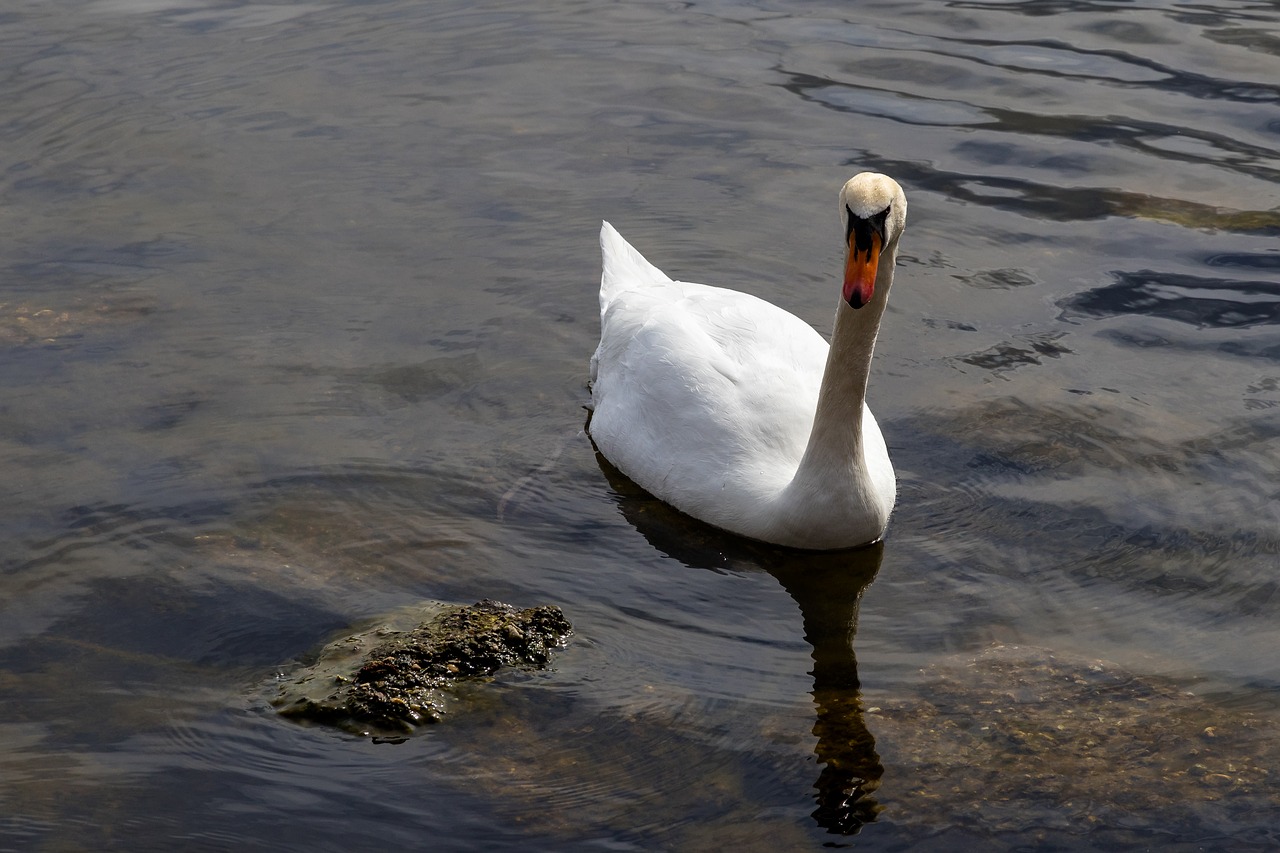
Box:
[872,206,890,237]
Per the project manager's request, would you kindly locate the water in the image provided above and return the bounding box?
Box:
[2,0,1278,849]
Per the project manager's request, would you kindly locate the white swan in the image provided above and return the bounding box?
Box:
[588,173,906,550]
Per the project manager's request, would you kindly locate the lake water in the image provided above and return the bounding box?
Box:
[2,0,1278,849]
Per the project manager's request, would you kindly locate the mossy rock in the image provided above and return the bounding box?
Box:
[272,600,572,738]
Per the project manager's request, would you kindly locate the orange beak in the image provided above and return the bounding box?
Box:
[843,229,882,309]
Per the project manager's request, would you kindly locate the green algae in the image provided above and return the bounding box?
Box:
[272,600,572,738]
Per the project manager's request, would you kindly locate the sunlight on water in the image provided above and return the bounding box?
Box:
[1,0,1278,849]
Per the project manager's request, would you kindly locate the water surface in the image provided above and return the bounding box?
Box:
[2,0,1278,849]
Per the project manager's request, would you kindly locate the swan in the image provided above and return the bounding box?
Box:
[587,173,906,550]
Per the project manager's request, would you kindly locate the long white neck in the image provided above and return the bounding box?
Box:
[768,244,898,548]
[803,289,886,471]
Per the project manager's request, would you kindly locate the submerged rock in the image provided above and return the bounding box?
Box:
[867,644,1280,834]
[273,599,572,737]
[0,296,155,346]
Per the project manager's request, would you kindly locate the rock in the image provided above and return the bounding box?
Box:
[272,599,572,738]
[867,644,1280,833]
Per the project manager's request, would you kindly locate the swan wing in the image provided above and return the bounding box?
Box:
[589,223,830,525]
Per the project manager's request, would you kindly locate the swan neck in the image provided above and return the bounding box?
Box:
[805,255,894,468]
[827,299,881,416]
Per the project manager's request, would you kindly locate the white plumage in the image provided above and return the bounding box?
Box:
[588,173,907,550]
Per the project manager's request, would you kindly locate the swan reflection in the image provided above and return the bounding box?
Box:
[597,451,885,835]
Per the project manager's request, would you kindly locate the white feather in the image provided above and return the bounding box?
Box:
[588,174,906,550]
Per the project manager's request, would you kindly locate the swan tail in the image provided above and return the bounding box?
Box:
[599,221,673,311]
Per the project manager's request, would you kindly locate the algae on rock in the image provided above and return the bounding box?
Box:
[273,599,572,737]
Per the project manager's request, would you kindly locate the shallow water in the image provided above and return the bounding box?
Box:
[2,0,1278,849]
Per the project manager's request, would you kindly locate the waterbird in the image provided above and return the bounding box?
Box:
[587,173,907,550]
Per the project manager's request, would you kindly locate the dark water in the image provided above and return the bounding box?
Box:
[2,0,1278,849]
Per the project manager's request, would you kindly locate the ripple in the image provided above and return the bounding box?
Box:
[957,332,1072,375]
[1063,269,1280,329]
[780,73,989,127]
[894,402,1280,650]
[2,0,1279,846]
[88,0,330,31]
[1205,251,1280,272]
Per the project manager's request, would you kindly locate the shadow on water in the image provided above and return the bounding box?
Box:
[594,451,886,837]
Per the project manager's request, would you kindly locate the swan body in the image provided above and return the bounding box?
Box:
[588,173,906,550]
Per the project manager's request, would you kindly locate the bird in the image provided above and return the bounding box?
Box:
[587,173,906,550]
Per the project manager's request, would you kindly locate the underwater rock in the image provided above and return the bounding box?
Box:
[0,296,155,346]
[867,644,1280,833]
[273,599,572,738]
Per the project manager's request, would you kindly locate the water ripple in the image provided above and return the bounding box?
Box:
[1063,269,1280,329]
[2,0,1279,847]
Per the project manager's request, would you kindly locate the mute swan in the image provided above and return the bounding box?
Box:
[588,173,906,550]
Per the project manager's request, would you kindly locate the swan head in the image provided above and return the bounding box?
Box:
[839,173,907,309]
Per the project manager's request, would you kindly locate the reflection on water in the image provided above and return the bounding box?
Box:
[780,553,884,835]
[600,452,886,835]
[2,0,1279,848]
[1064,268,1280,330]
